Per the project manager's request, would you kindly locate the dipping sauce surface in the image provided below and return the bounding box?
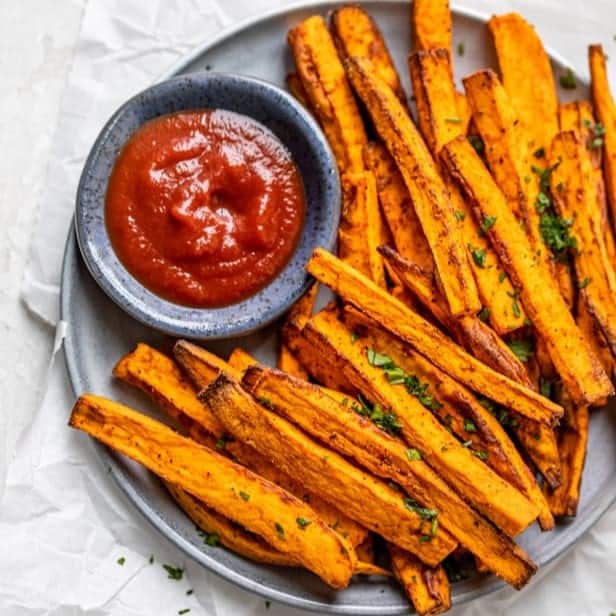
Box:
[105,109,305,307]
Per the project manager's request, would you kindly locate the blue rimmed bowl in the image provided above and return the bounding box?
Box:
[75,72,340,339]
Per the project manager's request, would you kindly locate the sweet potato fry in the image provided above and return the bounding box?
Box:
[167,484,297,566]
[413,0,451,54]
[331,5,406,104]
[441,137,614,406]
[577,296,616,383]
[362,142,434,273]
[118,343,368,548]
[488,13,558,155]
[545,403,589,517]
[69,394,356,589]
[202,375,457,565]
[590,44,616,236]
[550,130,616,355]
[389,546,451,616]
[307,248,564,424]
[241,363,537,587]
[288,16,366,175]
[345,56,481,317]
[301,308,540,538]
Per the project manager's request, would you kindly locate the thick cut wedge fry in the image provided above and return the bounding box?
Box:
[345,56,480,317]
[376,248,561,496]
[550,130,616,355]
[441,138,613,406]
[202,375,456,565]
[488,13,558,155]
[307,248,564,424]
[118,343,368,548]
[241,363,537,587]
[167,484,297,566]
[545,404,589,517]
[413,0,451,54]
[302,308,540,538]
[590,45,616,233]
[69,394,355,589]
[389,546,451,616]
[288,15,366,175]
[331,5,406,104]
[363,142,434,273]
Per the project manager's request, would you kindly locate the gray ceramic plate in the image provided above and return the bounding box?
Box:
[62,1,616,613]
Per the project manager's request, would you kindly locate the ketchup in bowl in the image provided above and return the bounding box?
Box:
[105,109,306,308]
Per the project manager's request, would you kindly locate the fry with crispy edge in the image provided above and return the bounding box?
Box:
[389,546,451,616]
[340,306,555,530]
[202,374,457,565]
[441,137,613,406]
[377,246,561,495]
[408,51,527,333]
[301,308,540,537]
[550,130,616,355]
[242,363,537,586]
[488,13,558,156]
[288,16,366,175]
[307,248,564,424]
[345,56,480,317]
[115,343,368,548]
[69,394,356,589]
[589,44,616,237]
[545,403,589,517]
[331,4,406,104]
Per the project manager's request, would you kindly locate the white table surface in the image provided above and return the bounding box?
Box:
[1,0,616,614]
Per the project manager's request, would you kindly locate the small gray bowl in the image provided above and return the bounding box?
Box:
[75,72,340,339]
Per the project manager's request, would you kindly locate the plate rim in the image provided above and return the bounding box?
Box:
[61,2,613,613]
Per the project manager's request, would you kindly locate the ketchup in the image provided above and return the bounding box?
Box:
[105,109,305,307]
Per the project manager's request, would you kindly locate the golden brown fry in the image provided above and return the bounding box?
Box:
[363,142,435,273]
[202,374,457,565]
[389,546,451,616]
[69,394,356,589]
[229,347,258,373]
[288,15,366,175]
[173,339,238,388]
[488,13,559,155]
[346,56,481,317]
[413,0,452,54]
[167,484,297,566]
[590,44,616,236]
[577,296,616,383]
[307,248,564,424]
[441,137,613,406]
[331,4,406,104]
[550,130,616,355]
[545,404,589,517]
[242,363,536,587]
[286,72,311,108]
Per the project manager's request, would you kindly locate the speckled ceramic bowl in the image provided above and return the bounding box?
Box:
[75,72,340,339]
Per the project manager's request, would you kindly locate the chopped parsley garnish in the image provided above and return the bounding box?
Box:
[585,121,606,149]
[117,557,125,566]
[216,436,231,451]
[204,533,220,547]
[468,135,484,154]
[457,42,465,56]
[275,522,285,539]
[265,601,271,609]
[507,290,521,318]
[404,497,439,541]
[478,396,519,430]
[178,610,191,615]
[186,589,193,595]
[578,277,592,289]
[163,564,184,580]
[468,244,487,268]
[454,210,466,222]
[445,116,462,124]
[366,349,443,412]
[406,448,422,461]
[296,517,312,529]
[239,491,251,502]
[559,68,577,89]
[471,449,489,461]
[463,418,477,433]
[539,213,577,257]
[352,395,402,435]
[257,396,274,410]
[478,306,490,322]
[540,378,554,400]
[149,555,154,564]
[351,331,359,343]
[498,271,507,283]
[506,338,535,363]
[480,215,497,232]
[536,191,551,213]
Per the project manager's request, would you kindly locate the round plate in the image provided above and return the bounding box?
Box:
[61,1,616,613]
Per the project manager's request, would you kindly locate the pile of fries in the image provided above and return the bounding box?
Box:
[69,2,616,613]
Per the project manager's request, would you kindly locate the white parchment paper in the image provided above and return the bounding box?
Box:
[6,0,616,614]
